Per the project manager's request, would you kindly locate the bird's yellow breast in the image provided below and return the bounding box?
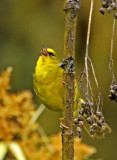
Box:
[33,55,64,111]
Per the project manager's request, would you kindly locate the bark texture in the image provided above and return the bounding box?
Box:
[62,1,81,160]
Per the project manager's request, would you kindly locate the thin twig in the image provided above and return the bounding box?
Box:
[87,57,103,110]
[85,0,94,100]
[87,57,99,92]
[78,70,87,99]
[84,0,103,110]
[109,19,116,85]
[88,79,94,103]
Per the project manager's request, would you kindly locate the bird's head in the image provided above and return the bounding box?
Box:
[39,47,59,64]
[41,47,56,57]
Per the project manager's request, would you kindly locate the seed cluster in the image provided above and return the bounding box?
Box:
[100,0,117,19]
[74,115,84,138]
[109,84,117,101]
[74,102,107,138]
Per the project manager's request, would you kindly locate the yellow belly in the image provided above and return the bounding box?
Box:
[33,63,63,111]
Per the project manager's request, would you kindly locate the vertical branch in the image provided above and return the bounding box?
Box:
[62,0,81,160]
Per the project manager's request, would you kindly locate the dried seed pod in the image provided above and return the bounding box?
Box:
[92,115,96,121]
[92,123,98,129]
[86,104,93,115]
[102,1,108,8]
[113,85,117,91]
[78,115,83,121]
[109,84,117,101]
[78,132,82,138]
[76,126,82,138]
[86,117,92,124]
[78,121,84,128]
[76,126,82,133]
[90,129,95,135]
[111,2,116,10]
[79,109,84,115]
[108,94,115,100]
[110,85,113,90]
[101,123,107,132]
[81,102,86,108]
[100,7,105,14]
[96,111,103,118]
[91,115,96,123]
[89,127,95,135]
[114,12,117,19]
[100,116,105,123]
[74,118,79,124]
[84,108,91,116]
[100,0,117,18]
[108,6,112,13]
[110,89,115,95]
[97,119,103,126]
[86,117,94,124]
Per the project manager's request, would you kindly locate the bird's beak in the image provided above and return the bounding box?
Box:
[40,48,48,56]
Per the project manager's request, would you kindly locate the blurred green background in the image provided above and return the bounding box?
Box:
[0,0,117,159]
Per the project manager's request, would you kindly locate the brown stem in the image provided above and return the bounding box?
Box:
[109,19,116,85]
[62,1,81,160]
[85,0,94,100]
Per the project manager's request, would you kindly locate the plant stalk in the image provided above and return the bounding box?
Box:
[62,1,81,160]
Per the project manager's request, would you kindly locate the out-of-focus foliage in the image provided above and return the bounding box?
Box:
[0,68,96,160]
[22,133,96,160]
[0,67,37,141]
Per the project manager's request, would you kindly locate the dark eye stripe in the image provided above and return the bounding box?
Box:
[48,52,55,56]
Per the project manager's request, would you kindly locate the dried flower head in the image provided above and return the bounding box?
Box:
[100,0,117,19]
[109,84,117,102]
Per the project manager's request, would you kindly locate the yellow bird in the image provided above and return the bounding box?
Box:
[33,47,111,138]
[33,47,80,113]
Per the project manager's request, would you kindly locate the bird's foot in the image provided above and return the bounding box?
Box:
[60,78,68,86]
[60,118,69,129]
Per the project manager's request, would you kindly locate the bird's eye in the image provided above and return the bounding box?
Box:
[48,52,55,56]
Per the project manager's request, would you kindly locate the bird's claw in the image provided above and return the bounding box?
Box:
[60,118,69,129]
[60,78,68,86]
